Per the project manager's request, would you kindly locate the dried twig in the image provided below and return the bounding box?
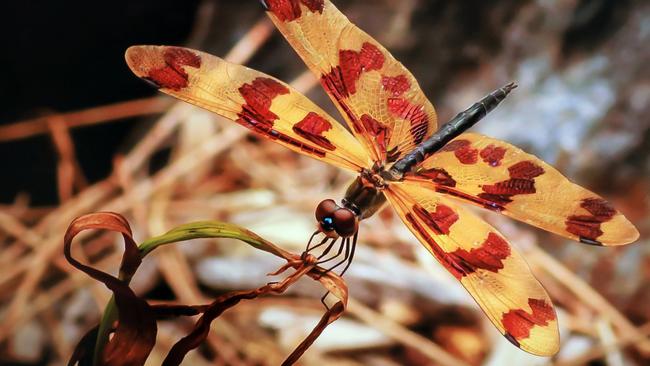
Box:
[0,97,171,143]
[347,298,472,366]
[556,322,650,366]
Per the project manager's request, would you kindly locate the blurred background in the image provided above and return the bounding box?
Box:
[1,0,648,365]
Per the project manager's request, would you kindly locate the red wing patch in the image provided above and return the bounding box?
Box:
[237,77,289,127]
[405,213,510,280]
[381,75,410,96]
[405,213,466,278]
[387,98,429,145]
[413,204,459,235]
[478,161,545,206]
[146,47,201,91]
[356,42,384,71]
[480,179,536,202]
[264,0,324,22]
[411,168,457,187]
[322,42,385,99]
[565,198,616,245]
[237,78,327,157]
[440,139,478,164]
[448,232,511,279]
[582,197,617,218]
[292,112,336,150]
[502,298,556,345]
[509,161,545,179]
[480,144,507,167]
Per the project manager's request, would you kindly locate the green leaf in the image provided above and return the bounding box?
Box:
[138,221,294,259]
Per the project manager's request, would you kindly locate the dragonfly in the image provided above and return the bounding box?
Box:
[125,0,639,356]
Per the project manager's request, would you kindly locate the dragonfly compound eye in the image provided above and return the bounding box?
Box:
[315,199,338,222]
[316,199,339,234]
[333,208,358,237]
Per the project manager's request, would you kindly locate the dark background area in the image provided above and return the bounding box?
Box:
[1,0,201,204]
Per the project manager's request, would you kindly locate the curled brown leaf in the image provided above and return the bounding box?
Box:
[64,212,156,366]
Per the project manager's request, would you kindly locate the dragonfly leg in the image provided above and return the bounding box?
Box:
[320,291,331,310]
[316,237,339,260]
[301,233,329,260]
[317,238,351,310]
[319,237,351,271]
[304,230,319,252]
[317,237,347,264]
[316,233,358,310]
[338,231,358,276]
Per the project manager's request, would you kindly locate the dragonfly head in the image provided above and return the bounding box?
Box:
[315,199,358,238]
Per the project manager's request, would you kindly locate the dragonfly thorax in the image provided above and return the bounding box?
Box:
[341,172,388,221]
[360,167,387,190]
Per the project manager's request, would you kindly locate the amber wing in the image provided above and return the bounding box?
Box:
[125,45,371,172]
[404,133,639,246]
[385,182,560,356]
[263,0,438,164]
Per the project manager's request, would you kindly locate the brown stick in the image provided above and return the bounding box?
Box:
[347,298,471,366]
[0,97,171,143]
